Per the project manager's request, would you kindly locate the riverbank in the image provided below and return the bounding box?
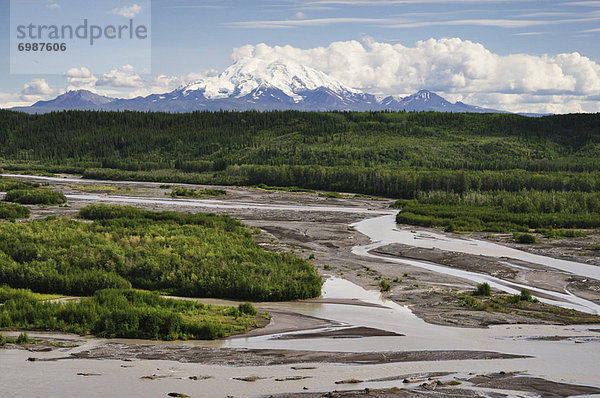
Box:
[2,174,600,397]
[3,173,600,327]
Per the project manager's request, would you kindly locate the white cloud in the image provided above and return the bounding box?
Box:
[128,70,218,98]
[46,0,60,9]
[18,78,58,104]
[64,67,98,91]
[112,4,142,18]
[295,12,307,19]
[97,65,145,88]
[22,79,54,96]
[0,94,32,109]
[231,38,600,113]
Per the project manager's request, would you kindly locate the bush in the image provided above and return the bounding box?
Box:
[16,332,31,344]
[0,288,260,340]
[513,233,536,244]
[170,187,226,198]
[520,289,533,302]
[0,333,5,346]
[5,189,66,205]
[474,282,491,296]
[238,302,257,316]
[379,279,391,292]
[0,178,40,192]
[0,202,30,220]
[0,205,322,301]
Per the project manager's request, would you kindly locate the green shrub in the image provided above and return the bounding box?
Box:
[379,279,391,292]
[5,189,66,205]
[0,333,5,346]
[238,302,258,316]
[170,187,226,198]
[0,178,40,192]
[556,229,586,238]
[16,332,31,344]
[0,205,322,301]
[0,202,30,220]
[520,289,533,302]
[513,233,536,244]
[0,288,260,340]
[474,282,491,296]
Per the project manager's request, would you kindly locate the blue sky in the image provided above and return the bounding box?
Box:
[1,0,600,113]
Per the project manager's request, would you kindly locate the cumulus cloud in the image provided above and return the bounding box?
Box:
[232,38,600,113]
[97,65,145,88]
[127,70,218,98]
[112,4,142,18]
[20,79,58,103]
[22,79,54,96]
[63,67,98,91]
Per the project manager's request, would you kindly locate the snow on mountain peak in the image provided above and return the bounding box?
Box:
[415,90,431,101]
[181,57,358,100]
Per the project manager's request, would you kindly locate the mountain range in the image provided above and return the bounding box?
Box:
[11,58,503,114]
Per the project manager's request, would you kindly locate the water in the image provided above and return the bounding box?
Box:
[2,176,600,396]
[65,193,395,215]
[355,214,600,280]
[352,215,600,314]
[2,278,600,398]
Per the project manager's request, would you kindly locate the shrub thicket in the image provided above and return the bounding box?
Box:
[0,205,322,301]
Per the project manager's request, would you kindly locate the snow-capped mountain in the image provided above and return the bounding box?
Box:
[182,57,359,102]
[10,59,503,114]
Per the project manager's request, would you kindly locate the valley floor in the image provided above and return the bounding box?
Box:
[2,174,600,397]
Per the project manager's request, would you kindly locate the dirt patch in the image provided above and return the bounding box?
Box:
[43,344,527,366]
[466,372,600,397]
[272,326,403,340]
[270,372,600,397]
[241,310,342,338]
[480,231,600,268]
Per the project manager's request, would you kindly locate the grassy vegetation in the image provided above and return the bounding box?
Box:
[0,202,30,220]
[5,189,67,205]
[459,287,600,324]
[393,190,600,232]
[0,286,262,340]
[68,184,120,192]
[0,286,62,302]
[318,191,382,200]
[536,228,588,238]
[0,177,40,191]
[253,184,316,193]
[169,187,227,198]
[0,204,322,301]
